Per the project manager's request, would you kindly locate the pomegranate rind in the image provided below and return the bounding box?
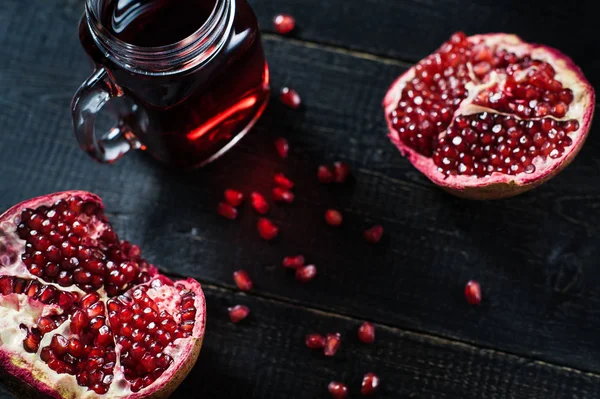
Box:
[383,33,596,199]
[0,192,206,398]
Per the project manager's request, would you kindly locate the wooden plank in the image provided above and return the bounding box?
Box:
[250,0,600,89]
[3,0,600,379]
[5,284,598,398]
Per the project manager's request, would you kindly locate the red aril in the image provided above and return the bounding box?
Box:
[333,162,350,183]
[283,255,305,269]
[357,322,375,344]
[272,187,295,203]
[233,270,253,292]
[274,173,295,189]
[328,381,349,398]
[364,225,383,244]
[383,33,595,199]
[228,305,250,323]
[257,218,279,240]
[274,137,289,159]
[224,189,244,207]
[318,165,335,184]
[324,333,341,356]
[0,191,206,398]
[250,192,269,215]
[465,280,482,305]
[280,87,302,110]
[305,333,326,349]
[217,202,238,220]
[295,265,316,283]
[361,372,380,395]
[273,14,295,35]
[325,209,343,226]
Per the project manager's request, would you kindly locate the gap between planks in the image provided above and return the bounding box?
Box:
[161,268,600,380]
[262,33,600,107]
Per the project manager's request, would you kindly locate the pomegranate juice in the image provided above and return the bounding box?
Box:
[79,0,270,168]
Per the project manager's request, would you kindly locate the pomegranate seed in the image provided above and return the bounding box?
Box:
[274,137,289,159]
[217,202,238,220]
[224,189,244,207]
[273,187,295,203]
[250,192,269,215]
[465,280,482,305]
[228,305,250,323]
[280,87,302,110]
[295,265,316,283]
[257,218,278,240]
[233,270,253,292]
[333,162,350,183]
[324,333,341,356]
[305,333,326,349]
[317,165,335,184]
[274,173,295,189]
[364,225,383,244]
[328,381,349,398]
[358,322,375,344]
[273,14,295,35]
[361,373,380,395]
[325,209,343,226]
[282,255,305,269]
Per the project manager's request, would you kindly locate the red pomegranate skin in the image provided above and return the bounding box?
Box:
[383,33,595,199]
[0,191,206,399]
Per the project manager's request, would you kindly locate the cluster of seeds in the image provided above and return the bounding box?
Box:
[432,113,578,176]
[109,286,196,392]
[16,196,152,296]
[388,31,580,178]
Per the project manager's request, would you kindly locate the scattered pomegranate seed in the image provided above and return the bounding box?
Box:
[333,162,350,183]
[361,373,380,395]
[283,255,305,269]
[250,192,269,214]
[217,202,238,220]
[364,225,383,244]
[273,187,295,203]
[274,137,289,159]
[228,305,250,323]
[257,218,279,240]
[273,14,295,35]
[357,322,375,344]
[233,270,253,292]
[324,333,341,356]
[274,173,295,189]
[224,189,244,207]
[280,87,302,110]
[318,165,335,183]
[305,333,326,349]
[464,280,482,305]
[295,265,316,283]
[328,381,349,398]
[325,209,343,226]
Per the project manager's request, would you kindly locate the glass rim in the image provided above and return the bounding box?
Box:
[85,0,233,75]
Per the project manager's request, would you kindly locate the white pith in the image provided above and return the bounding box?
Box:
[384,34,595,190]
[0,192,206,399]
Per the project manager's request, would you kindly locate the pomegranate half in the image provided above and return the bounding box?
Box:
[383,32,595,199]
[0,191,205,398]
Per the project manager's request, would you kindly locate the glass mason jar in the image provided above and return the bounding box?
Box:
[72,0,270,168]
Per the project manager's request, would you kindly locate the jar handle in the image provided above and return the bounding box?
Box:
[71,67,142,163]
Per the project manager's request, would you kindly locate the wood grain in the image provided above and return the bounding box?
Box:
[249,0,600,90]
[1,0,600,397]
[1,284,599,398]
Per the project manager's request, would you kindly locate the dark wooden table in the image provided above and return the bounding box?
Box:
[1,0,599,398]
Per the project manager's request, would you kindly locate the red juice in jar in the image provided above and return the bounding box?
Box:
[73,0,270,168]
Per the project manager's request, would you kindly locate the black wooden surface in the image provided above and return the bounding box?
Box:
[1,0,600,398]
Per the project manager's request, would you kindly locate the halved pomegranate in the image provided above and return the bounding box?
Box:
[384,33,595,199]
[0,191,206,398]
